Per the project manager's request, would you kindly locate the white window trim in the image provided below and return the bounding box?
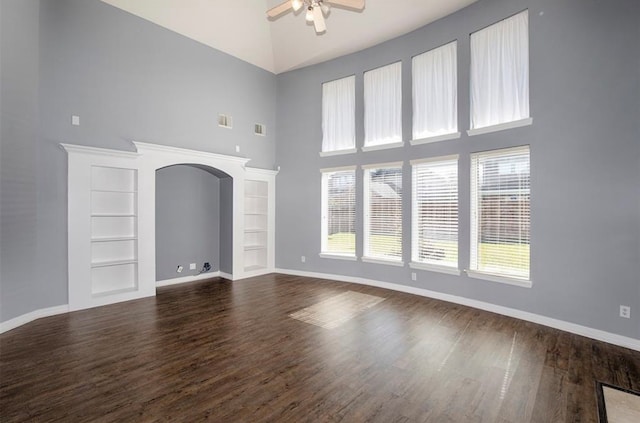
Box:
[467,117,533,137]
[319,148,358,157]
[466,270,532,288]
[410,154,459,166]
[362,257,405,267]
[361,141,404,152]
[363,162,404,265]
[319,253,357,261]
[320,166,357,257]
[362,161,404,170]
[409,261,460,276]
[410,132,461,146]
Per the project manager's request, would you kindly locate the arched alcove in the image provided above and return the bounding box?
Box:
[155,164,233,283]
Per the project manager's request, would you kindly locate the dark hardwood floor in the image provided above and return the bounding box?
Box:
[1,274,639,422]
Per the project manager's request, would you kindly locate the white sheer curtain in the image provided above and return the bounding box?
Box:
[364,62,402,147]
[470,10,529,130]
[322,75,355,153]
[412,41,458,139]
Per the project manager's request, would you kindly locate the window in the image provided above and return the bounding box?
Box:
[322,75,356,155]
[363,163,403,264]
[470,146,530,285]
[469,10,530,134]
[364,62,402,150]
[412,41,459,143]
[411,156,459,273]
[321,167,356,258]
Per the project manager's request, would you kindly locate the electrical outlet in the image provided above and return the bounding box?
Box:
[71,115,80,126]
[620,305,631,319]
[203,262,211,272]
[411,272,417,281]
[176,265,183,273]
[235,145,240,153]
[189,263,196,270]
[301,256,306,263]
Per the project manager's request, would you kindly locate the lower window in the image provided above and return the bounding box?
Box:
[321,167,356,257]
[470,146,530,281]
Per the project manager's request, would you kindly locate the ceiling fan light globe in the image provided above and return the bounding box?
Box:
[305,7,314,22]
[320,2,330,15]
[291,0,303,12]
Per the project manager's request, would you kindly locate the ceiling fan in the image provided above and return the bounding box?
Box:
[267,0,365,34]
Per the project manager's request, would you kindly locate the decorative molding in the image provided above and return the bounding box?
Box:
[219,272,233,280]
[0,305,69,334]
[60,143,140,159]
[132,141,251,166]
[245,167,279,176]
[156,272,221,287]
[274,268,640,352]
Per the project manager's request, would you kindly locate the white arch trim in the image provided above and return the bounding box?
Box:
[133,142,251,291]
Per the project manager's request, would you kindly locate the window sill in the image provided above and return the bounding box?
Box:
[319,253,357,261]
[410,132,461,146]
[319,147,357,157]
[361,141,404,152]
[409,262,460,276]
[467,117,533,137]
[466,270,532,288]
[362,257,404,267]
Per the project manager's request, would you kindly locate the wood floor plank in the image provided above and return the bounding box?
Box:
[1,274,639,422]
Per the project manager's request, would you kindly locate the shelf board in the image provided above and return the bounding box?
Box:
[91,259,138,268]
[92,286,138,298]
[244,228,267,233]
[244,212,267,216]
[91,189,137,194]
[245,194,268,199]
[244,265,267,272]
[91,213,137,217]
[91,236,137,243]
[244,245,266,251]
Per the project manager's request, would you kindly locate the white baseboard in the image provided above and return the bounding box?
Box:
[0,304,69,334]
[156,271,221,287]
[275,268,640,352]
[219,272,233,280]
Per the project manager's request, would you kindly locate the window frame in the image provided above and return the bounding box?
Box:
[411,41,460,144]
[410,155,460,275]
[362,162,404,266]
[320,75,356,156]
[363,61,404,151]
[320,166,357,260]
[469,145,531,287]
[468,10,531,136]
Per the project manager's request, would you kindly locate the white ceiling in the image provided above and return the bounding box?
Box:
[101,0,477,74]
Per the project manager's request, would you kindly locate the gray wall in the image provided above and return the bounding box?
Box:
[275,0,640,339]
[156,165,227,281]
[0,0,276,322]
[0,0,47,321]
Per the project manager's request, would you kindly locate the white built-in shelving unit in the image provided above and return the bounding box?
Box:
[63,142,278,312]
[90,166,138,296]
[244,179,269,272]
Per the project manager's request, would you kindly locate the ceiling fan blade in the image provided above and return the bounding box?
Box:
[266,0,293,18]
[312,6,327,33]
[325,0,364,11]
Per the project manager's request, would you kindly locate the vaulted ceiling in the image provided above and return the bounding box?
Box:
[100,0,477,74]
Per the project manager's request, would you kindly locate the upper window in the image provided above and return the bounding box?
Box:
[363,163,403,264]
[321,167,356,258]
[470,10,530,132]
[364,62,402,150]
[322,75,356,155]
[412,41,458,142]
[470,146,530,285]
[411,156,458,272]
